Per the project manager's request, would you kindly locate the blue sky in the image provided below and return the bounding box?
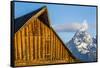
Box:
[14,2,97,43]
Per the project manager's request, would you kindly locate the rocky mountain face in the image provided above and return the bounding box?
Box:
[66,29,97,62]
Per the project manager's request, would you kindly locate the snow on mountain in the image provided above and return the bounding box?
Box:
[66,28,97,62]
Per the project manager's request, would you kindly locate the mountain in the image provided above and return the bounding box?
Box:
[66,29,97,62]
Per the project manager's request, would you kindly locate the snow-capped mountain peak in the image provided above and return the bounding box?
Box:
[73,30,92,54]
[66,28,97,61]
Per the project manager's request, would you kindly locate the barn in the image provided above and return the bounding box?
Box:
[11,6,79,67]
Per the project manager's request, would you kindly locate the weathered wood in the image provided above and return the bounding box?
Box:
[14,7,79,66]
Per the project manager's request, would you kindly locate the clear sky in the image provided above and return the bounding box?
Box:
[14,2,97,43]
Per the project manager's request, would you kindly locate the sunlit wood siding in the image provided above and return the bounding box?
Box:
[14,8,78,66]
[14,18,78,66]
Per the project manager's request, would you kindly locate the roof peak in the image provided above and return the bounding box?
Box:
[15,6,47,19]
[14,6,50,33]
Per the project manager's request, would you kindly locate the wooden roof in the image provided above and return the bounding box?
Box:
[14,6,50,33]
